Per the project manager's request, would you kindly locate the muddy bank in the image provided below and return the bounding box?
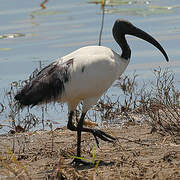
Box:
[0,123,180,179]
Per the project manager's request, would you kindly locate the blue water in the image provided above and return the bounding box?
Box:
[0,0,180,132]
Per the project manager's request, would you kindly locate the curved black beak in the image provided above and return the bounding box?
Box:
[127,24,169,62]
[113,19,169,62]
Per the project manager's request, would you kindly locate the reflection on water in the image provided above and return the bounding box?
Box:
[89,0,180,16]
[0,33,25,39]
[40,0,48,9]
[0,0,179,84]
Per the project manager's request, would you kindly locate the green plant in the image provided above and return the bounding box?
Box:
[71,144,102,166]
[0,146,31,179]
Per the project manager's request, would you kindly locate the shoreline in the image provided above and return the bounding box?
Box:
[0,122,179,179]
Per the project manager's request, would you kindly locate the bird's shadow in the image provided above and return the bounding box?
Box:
[72,160,115,170]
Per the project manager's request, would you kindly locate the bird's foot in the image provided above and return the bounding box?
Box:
[92,129,116,148]
[70,158,93,167]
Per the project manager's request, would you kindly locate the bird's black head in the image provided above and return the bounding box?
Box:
[113,19,134,36]
[112,19,169,62]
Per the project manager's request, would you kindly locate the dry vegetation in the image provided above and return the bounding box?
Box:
[1,1,179,179]
[0,68,180,179]
[0,123,179,179]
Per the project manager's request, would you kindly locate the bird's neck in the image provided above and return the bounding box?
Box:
[115,35,131,60]
[121,44,131,60]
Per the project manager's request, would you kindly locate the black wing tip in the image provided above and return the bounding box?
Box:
[14,93,23,105]
[14,58,73,108]
[14,93,21,101]
[14,94,25,109]
[14,91,33,107]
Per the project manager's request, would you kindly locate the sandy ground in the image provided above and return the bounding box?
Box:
[0,122,180,179]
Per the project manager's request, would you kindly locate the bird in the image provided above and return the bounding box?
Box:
[15,19,169,165]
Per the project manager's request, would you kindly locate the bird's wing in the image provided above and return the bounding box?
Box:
[15,58,74,107]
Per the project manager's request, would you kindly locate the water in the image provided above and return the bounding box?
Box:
[0,0,180,132]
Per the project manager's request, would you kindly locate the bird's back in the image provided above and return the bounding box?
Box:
[59,46,122,101]
[15,46,127,106]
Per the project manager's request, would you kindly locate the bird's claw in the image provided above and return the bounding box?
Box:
[70,158,92,167]
[92,129,116,148]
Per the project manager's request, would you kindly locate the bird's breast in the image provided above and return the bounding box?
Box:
[56,46,129,103]
[62,59,116,102]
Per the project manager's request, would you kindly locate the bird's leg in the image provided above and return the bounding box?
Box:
[67,111,115,149]
[76,112,86,157]
[67,111,88,164]
[70,112,92,166]
[67,111,76,131]
[67,111,115,166]
[71,113,116,166]
[80,127,116,148]
[68,111,86,165]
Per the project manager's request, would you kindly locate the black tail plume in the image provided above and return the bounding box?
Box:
[15,60,72,107]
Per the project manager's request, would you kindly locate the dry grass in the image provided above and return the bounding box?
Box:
[0,67,180,179]
[0,123,179,179]
[96,68,180,139]
[1,66,179,139]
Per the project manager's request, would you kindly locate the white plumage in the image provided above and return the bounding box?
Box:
[59,46,129,112]
[15,19,169,166]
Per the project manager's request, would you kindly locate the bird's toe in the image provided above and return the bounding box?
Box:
[92,129,116,146]
[70,158,93,167]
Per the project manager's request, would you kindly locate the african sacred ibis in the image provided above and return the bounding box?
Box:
[15,19,169,165]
